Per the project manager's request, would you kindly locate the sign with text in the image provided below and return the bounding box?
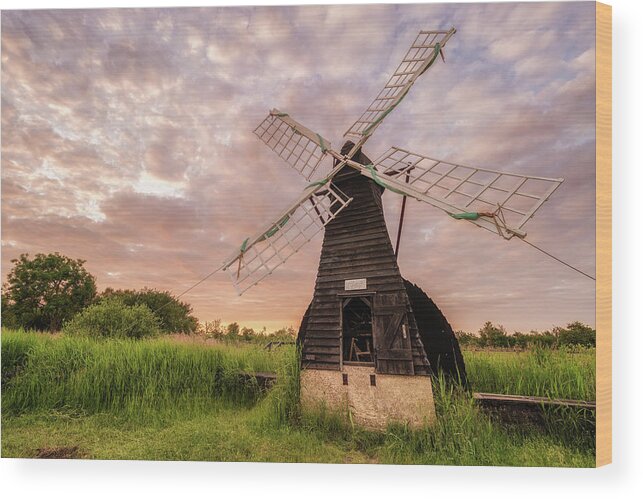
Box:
[344,278,367,291]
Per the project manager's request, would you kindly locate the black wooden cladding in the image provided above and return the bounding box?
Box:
[403,279,468,385]
[297,144,431,376]
[297,143,467,379]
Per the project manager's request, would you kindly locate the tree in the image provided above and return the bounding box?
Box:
[240,326,256,341]
[100,288,198,334]
[556,321,596,347]
[478,322,510,348]
[226,322,240,338]
[272,326,296,342]
[198,319,223,339]
[455,330,478,348]
[2,253,97,331]
[1,294,19,329]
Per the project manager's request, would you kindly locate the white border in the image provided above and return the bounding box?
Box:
[1,0,641,497]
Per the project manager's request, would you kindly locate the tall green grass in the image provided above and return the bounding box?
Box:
[1,330,595,466]
[463,347,595,400]
[2,329,288,420]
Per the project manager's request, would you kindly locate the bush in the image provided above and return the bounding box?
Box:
[100,288,198,334]
[63,299,160,339]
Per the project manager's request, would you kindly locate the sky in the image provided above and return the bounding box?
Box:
[1,2,596,334]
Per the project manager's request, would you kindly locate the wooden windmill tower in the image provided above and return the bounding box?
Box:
[220,28,564,428]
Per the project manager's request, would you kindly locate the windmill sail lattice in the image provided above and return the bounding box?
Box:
[222,182,352,294]
[344,29,456,140]
[254,109,331,180]
[367,146,564,239]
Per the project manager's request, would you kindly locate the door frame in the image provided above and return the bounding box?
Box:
[337,291,376,369]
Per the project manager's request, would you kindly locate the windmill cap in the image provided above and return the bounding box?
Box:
[341,140,356,156]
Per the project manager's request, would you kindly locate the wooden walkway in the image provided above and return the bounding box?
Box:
[473,392,595,426]
[473,392,595,410]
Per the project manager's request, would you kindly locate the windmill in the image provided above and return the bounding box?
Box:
[219,28,564,428]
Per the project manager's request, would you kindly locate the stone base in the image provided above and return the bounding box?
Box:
[300,365,436,430]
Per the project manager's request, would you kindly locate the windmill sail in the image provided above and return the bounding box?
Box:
[254,109,332,180]
[352,146,563,239]
[343,29,456,141]
[222,182,352,294]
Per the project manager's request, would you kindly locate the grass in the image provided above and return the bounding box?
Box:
[463,347,595,400]
[1,329,596,466]
[2,329,290,420]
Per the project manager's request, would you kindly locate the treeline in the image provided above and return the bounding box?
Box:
[1,252,297,342]
[1,253,198,337]
[197,320,297,344]
[456,321,596,349]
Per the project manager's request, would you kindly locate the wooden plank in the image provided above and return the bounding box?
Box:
[304,330,340,339]
[376,360,414,375]
[304,346,340,355]
[313,284,396,296]
[303,323,341,331]
[382,311,405,348]
[314,273,403,286]
[302,340,338,349]
[322,242,394,255]
[321,251,396,265]
[596,1,612,467]
[316,259,399,274]
[321,230,396,246]
[318,254,397,268]
[305,317,340,325]
[473,392,595,410]
[302,362,341,371]
[325,225,390,240]
[303,353,341,363]
[473,392,595,431]
[377,348,414,361]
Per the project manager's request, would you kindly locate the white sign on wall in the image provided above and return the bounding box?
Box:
[344,278,367,291]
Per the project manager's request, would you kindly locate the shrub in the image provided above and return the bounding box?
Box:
[63,298,160,339]
[100,288,198,334]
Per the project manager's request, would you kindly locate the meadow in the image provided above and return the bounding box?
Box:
[1,329,596,466]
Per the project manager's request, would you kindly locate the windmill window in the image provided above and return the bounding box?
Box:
[342,297,374,365]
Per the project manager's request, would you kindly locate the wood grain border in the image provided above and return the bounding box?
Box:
[595,1,612,467]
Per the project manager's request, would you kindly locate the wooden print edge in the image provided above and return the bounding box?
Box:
[595,0,612,468]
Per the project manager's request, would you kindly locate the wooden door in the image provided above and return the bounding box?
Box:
[373,293,415,375]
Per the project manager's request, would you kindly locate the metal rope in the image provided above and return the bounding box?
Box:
[520,238,596,281]
[453,209,595,281]
[152,263,227,315]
